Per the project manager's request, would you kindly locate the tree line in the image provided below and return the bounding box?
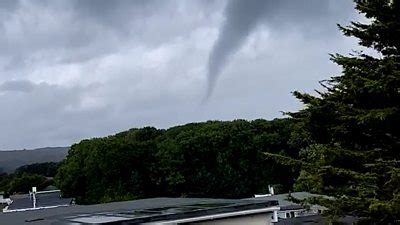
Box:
[0,162,60,195]
[55,119,300,204]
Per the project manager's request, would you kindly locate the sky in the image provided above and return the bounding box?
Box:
[0,0,363,150]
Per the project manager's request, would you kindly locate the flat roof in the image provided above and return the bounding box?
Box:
[248,192,330,210]
[7,191,72,211]
[275,215,358,225]
[0,197,278,225]
[275,214,325,225]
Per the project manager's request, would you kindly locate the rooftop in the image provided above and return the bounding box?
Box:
[0,197,279,225]
[5,190,72,212]
[275,214,358,225]
[248,191,330,210]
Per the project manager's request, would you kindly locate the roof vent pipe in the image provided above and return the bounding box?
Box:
[268,185,274,196]
[32,187,37,209]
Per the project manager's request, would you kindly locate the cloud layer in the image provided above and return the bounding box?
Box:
[0,0,360,149]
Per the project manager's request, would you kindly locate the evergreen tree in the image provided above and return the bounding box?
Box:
[289,0,400,224]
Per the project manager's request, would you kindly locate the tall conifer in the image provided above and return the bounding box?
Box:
[290,0,400,223]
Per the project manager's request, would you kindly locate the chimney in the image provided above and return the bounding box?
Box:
[32,187,37,208]
[268,185,275,196]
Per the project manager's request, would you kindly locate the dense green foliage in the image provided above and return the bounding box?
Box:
[0,162,60,194]
[15,162,60,177]
[7,173,48,194]
[286,0,400,224]
[0,172,49,194]
[55,119,299,204]
[0,173,12,195]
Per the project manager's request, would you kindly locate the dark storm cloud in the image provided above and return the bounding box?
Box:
[261,0,356,38]
[206,0,356,99]
[70,0,157,32]
[0,0,19,11]
[0,0,98,65]
[0,80,36,92]
[0,0,360,149]
[72,0,154,20]
[0,0,213,71]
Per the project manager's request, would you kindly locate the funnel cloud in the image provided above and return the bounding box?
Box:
[206,0,268,99]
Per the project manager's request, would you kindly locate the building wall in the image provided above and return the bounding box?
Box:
[278,209,305,219]
[187,213,273,225]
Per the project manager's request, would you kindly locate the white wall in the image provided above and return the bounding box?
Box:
[278,209,306,219]
[188,213,272,225]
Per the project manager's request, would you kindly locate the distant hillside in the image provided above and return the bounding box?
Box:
[0,147,69,173]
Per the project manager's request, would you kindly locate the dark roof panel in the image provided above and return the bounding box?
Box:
[1,197,278,225]
[7,192,72,210]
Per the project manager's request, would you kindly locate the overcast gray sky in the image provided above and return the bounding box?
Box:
[0,0,363,150]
